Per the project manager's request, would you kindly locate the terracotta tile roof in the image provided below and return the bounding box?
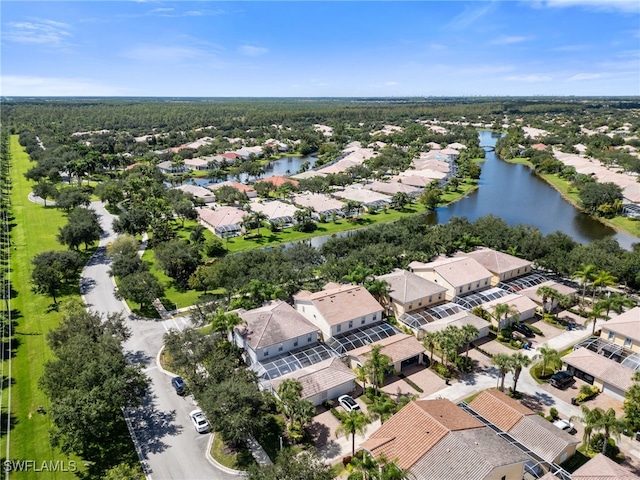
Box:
[563,347,635,391]
[572,452,638,480]
[208,180,257,195]
[377,269,447,304]
[411,427,529,480]
[270,357,355,400]
[350,333,425,365]
[414,399,485,431]
[456,247,532,275]
[361,400,481,470]
[469,389,532,431]
[197,206,247,228]
[256,175,299,188]
[508,414,579,462]
[237,301,318,350]
[300,284,383,326]
[602,307,640,342]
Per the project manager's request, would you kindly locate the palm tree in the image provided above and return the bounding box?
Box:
[277,379,304,429]
[572,263,596,309]
[365,279,390,312]
[364,344,394,394]
[336,410,370,457]
[368,396,397,425]
[422,331,439,366]
[344,263,374,285]
[492,353,512,392]
[591,269,617,305]
[355,365,368,392]
[439,325,464,367]
[510,352,532,394]
[596,408,626,455]
[536,285,560,315]
[597,292,634,319]
[571,405,604,447]
[586,302,608,335]
[534,343,562,377]
[210,308,244,344]
[251,211,268,235]
[492,303,519,330]
[460,324,479,358]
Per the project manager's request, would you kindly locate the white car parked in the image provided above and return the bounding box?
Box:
[553,419,574,433]
[189,409,210,433]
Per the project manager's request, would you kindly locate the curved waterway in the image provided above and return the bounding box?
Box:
[293,130,639,250]
[427,130,638,250]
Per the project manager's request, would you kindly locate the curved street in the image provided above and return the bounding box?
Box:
[81,201,239,480]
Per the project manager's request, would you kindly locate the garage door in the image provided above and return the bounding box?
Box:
[602,383,626,401]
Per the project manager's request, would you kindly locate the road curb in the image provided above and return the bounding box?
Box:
[205,433,248,477]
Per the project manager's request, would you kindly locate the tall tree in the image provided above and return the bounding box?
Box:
[364,344,393,394]
[534,343,562,377]
[491,353,512,392]
[509,352,532,394]
[596,408,626,455]
[31,250,83,303]
[57,206,103,250]
[460,324,479,358]
[336,410,370,457]
[624,372,640,434]
[572,263,596,308]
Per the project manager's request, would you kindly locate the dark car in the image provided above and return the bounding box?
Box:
[171,376,186,395]
[512,323,534,338]
[550,371,573,389]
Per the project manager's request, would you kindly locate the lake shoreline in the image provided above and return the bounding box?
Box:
[502,156,640,241]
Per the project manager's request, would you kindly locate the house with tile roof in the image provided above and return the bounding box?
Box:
[157,160,187,174]
[291,192,344,219]
[197,206,247,238]
[601,306,640,354]
[562,347,636,401]
[234,301,319,366]
[208,180,258,198]
[519,280,577,313]
[454,247,533,285]
[175,184,216,203]
[293,284,384,340]
[360,399,529,480]
[348,333,425,373]
[482,293,538,328]
[469,389,579,465]
[409,257,493,300]
[249,200,299,227]
[571,452,638,480]
[376,269,447,318]
[269,356,356,406]
[184,158,212,171]
[419,310,491,339]
[255,175,299,189]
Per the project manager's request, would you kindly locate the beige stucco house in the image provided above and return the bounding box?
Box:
[601,307,640,354]
[455,247,533,285]
[408,257,493,300]
[293,284,384,340]
[376,269,447,318]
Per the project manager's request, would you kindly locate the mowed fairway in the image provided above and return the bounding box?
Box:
[2,136,81,479]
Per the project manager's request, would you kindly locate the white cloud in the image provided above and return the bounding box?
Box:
[541,0,640,13]
[384,81,398,86]
[506,74,553,82]
[568,73,603,81]
[490,35,529,45]
[4,19,71,46]
[0,75,124,96]
[445,3,496,30]
[238,45,268,56]
[121,45,205,62]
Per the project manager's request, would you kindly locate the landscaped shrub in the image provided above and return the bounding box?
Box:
[454,355,473,374]
[575,385,600,403]
[528,324,544,336]
[589,433,620,458]
[431,361,453,379]
[549,407,559,420]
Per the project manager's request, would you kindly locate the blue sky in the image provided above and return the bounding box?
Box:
[1,1,639,97]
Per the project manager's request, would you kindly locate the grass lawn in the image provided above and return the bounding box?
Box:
[2,135,84,478]
[210,434,255,470]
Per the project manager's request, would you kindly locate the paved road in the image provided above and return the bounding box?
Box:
[82,201,238,480]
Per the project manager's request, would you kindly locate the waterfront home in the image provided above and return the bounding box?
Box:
[409,257,493,300]
[360,399,530,480]
[197,206,247,238]
[376,269,447,318]
[208,180,258,199]
[249,200,299,227]
[453,247,533,285]
[184,158,212,171]
[174,184,216,204]
[157,160,187,174]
